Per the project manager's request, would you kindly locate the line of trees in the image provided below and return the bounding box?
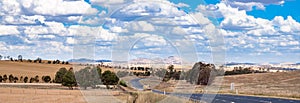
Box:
[153,62,221,86]
[224,67,266,75]
[0,54,69,65]
[0,74,52,83]
[54,66,120,90]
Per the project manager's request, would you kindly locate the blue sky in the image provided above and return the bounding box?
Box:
[0,0,299,64]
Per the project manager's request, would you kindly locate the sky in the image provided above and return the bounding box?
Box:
[0,0,299,64]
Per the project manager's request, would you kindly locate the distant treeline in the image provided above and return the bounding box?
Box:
[0,54,69,65]
[225,67,266,75]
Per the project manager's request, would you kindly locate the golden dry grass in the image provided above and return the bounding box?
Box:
[218,71,300,98]
[154,71,300,99]
[0,61,72,79]
[0,87,129,103]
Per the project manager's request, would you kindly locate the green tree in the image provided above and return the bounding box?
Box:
[42,76,51,83]
[54,67,68,83]
[62,68,77,89]
[101,70,119,88]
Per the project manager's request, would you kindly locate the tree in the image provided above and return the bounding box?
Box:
[30,77,35,83]
[168,65,174,73]
[20,76,23,81]
[35,75,39,83]
[13,77,18,83]
[24,76,28,83]
[75,67,92,89]
[54,67,68,83]
[62,68,77,89]
[3,74,7,82]
[18,55,22,62]
[0,55,2,60]
[9,74,14,83]
[0,76,2,82]
[42,76,51,83]
[186,62,217,85]
[101,70,119,88]
[76,67,102,89]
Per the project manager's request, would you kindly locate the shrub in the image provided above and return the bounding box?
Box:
[0,76,2,82]
[119,80,127,87]
[35,75,39,83]
[42,76,51,83]
[24,76,28,83]
[2,74,7,82]
[101,70,119,87]
[20,76,23,81]
[8,74,14,83]
[30,78,35,83]
[13,77,18,83]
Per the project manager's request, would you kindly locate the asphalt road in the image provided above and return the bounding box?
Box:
[130,78,300,103]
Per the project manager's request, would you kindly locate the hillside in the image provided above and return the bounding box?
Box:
[219,71,300,98]
[0,61,72,78]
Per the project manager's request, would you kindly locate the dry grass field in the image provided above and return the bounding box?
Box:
[219,71,300,98]
[0,87,129,103]
[153,71,300,99]
[0,61,119,80]
[0,61,72,79]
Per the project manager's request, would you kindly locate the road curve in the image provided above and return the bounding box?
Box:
[130,78,300,103]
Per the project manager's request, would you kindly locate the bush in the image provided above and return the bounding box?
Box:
[35,75,39,83]
[101,70,119,87]
[0,76,2,82]
[119,80,127,87]
[42,76,51,83]
[24,76,28,83]
[13,77,18,83]
[29,78,35,83]
[8,74,14,83]
[2,74,7,82]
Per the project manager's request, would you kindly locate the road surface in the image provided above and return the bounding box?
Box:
[130,78,300,103]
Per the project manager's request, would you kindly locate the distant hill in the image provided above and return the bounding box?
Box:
[225,62,256,66]
[68,58,111,63]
